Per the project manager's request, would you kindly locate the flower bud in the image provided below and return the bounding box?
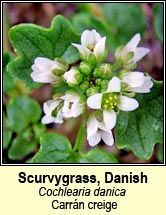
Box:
[95,78,102,86]
[79,61,93,75]
[93,63,112,79]
[86,86,100,97]
[79,80,90,91]
[93,68,101,78]
[99,63,112,79]
[101,79,109,88]
[64,67,82,87]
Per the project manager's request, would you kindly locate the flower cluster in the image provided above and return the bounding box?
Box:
[31,29,153,147]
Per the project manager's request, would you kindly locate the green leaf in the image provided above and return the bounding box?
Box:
[153,3,163,42]
[101,3,146,50]
[115,81,163,160]
[31,132,118,163]
[80,148,118,163]
[3,113,12,149]
[31,133,74,163]
[71,12,110,39]
[3,52,17,93]
[32,124,46,140]
[52,82,70,95]
[73,116,87,152]
[7,96,42,133]
[156,144,163,163]
[8,135,38,160]
[7,15,80,89]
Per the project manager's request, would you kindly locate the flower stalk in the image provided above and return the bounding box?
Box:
[73,116,87,152]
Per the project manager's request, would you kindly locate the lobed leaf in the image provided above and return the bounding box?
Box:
[115,81,163,160]
[7,15,80,89]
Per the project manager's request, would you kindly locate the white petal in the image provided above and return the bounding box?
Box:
[87,116,99,139]
[41,115,56,124]
[41,113,63,124]
[122,72,145,88]
[72,43,90,59]
[102,131,114,146]
[34,57,54,71]
[107,77,121,92]
[103,110,116,130]
[43,99,61,114]
[72,103,84,117]
[91,29,102,43]
[55,111,64,123]
[118,96,139,111]
[88,132,101,147]
[64,70,77,84]
[87,93,102,109]
[30,71,57,83]
[81,30,95,46]
[31,64,42,73]
[61,93,78,102]
[94,37,106,59]
[62,101,71,118]
[133,47,150,62]
[125,33,141,52]
[132,77,153,93]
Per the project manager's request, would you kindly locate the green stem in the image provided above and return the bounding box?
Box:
[112,60,122,72]
[73,116,87,152]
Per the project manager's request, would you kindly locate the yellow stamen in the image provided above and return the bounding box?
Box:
[88,45,95,52]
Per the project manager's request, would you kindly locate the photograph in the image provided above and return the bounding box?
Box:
[2,2,164,164]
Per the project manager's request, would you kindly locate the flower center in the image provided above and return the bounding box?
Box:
[101,93,119,111]
[88,44,95,52]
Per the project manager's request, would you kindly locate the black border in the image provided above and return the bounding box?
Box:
[1,0,165,166]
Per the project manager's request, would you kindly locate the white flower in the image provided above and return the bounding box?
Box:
[63,68,82,86]
[41,93,85,124]
[87,112,116,147]
[41,99,64,124]
[87,77,139,146]
[31,57,67,83]
[72,29,106,61]
[121,71,153,93]
[115,33,150,64]
[61,93,85,118]
[87,76,139,112]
